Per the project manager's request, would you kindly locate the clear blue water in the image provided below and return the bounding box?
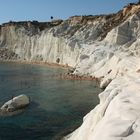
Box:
[0,62,102,140]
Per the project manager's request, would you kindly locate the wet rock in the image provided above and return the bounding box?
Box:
[0,94,30,115]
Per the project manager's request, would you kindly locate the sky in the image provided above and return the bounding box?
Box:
[0,0,138,24]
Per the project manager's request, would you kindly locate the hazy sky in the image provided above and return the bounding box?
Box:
[0,0,137,23]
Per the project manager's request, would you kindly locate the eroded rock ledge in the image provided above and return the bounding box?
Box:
[64,3,140,140]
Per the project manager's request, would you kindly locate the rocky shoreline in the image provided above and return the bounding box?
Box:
[0,2,140,140]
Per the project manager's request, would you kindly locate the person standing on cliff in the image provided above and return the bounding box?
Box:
[51,16,53,20]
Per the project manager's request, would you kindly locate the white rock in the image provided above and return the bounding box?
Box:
[1,94,30,113]
[65,11,140,140]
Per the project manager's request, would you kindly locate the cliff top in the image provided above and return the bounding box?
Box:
[1,20,63,31]
[0,2,140,39]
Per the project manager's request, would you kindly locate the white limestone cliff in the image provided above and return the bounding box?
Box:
[0,16,107,67]
[0,3,140,140]
[0,24,80,66]
[64,5,140,140]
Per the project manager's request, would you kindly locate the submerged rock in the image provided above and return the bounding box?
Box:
[0,94,30,115]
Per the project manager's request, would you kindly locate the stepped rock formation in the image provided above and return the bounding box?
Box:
[1,3,140,140]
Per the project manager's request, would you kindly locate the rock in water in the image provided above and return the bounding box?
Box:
[0,94,30,115]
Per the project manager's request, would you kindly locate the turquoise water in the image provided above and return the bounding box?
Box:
[0,62,102,140]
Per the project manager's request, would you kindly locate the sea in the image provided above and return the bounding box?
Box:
[0,62,102,140]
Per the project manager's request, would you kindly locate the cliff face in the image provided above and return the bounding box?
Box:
[65,4,140,140]
[0,20,80,66]
[0,18,103,66]
[1,3,140,140]
[0,5,135,66]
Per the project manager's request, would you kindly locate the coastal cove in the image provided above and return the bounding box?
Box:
[1,2,140,140]
[0,62,102,140]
